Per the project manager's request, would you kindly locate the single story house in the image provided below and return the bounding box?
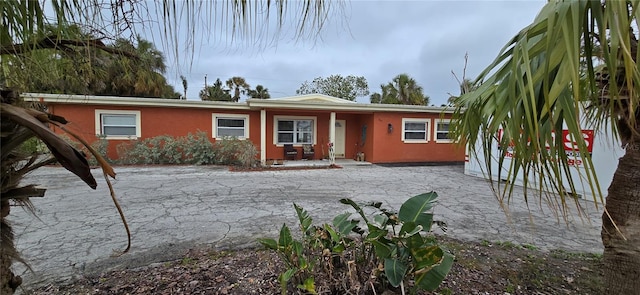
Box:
[23,93,465,164]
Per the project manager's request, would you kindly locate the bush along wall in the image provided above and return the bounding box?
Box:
[115,131,257,167]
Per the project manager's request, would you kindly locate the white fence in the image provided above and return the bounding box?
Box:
[464,126,624,200]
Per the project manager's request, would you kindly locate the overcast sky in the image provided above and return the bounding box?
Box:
[161,1,547,105]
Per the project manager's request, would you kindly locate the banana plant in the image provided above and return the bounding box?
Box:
[341,192,453,293]
[260,192,453,295]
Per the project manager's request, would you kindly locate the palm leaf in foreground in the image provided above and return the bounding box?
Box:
[0,91,129,293]
[451,1,640,293]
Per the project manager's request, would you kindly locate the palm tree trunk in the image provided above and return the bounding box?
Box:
[601,140,640,293]
[1,90,24,294]
[234,87,240,102]
[1,201,22,294]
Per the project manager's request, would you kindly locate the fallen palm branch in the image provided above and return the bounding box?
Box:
[48,119,130,255]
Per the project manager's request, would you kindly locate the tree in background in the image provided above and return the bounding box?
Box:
[0,24,109,94]
[370,73,429,105]
[1,1,337,293]
[102,36,180,98]
[451,1,640,293]
[447,54,478,106]
[180,75,188,100]
[226,76,251,102]
[447,78,477,106]
[369,92,382,104]
[248,84,271,99]
[200,78,232,101]
[1,30,180,98]
[370,83,394,104]
[296,74,369,101]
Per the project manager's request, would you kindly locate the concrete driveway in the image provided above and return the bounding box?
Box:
[11,163,603,288]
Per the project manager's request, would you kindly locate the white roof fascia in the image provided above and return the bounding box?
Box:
[22,93,455,114]
[248,99,454,114]
[21,93,251,110]
[266,93,357,104]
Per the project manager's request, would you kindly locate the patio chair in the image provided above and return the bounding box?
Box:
[283,144,298,160]
[301,144,315,160]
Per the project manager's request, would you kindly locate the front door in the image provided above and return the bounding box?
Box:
[334,120,346,158]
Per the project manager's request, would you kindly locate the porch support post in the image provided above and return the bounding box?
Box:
[329,112,336,144]
[260,109,266,165]
[329,112,336,165]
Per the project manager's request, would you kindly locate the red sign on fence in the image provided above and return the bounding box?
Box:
[497,129,595,166]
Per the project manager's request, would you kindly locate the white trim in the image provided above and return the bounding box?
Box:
[435,119,453,143]
[95,110,141,140]
[264,93,356,104]
[273,115,317,146]
[24,93,251,110]
[329,112,336,145]
[22,93,455,114]
[212,113,250,139]
[401,118,431,143]
[260,109,266,164]
[248,98,453,113]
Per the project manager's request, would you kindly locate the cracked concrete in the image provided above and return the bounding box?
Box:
[10,163,602,289]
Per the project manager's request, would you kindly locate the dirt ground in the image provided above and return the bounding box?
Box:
[25,236,603,295]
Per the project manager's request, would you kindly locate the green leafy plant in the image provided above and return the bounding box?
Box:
[259,192,453,295]
[341,192,454,293]
[144,135,183,164]
[116,133,258,166]
[121,135,183,164]
[116,132,208,165]
[258,204,341,295]
[90,135,109,165]
[181,131,216,165]
[17,137,45,155]
[211,137,258,168]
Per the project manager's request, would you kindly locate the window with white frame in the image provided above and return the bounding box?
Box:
[274,116,316,145]
[402,118,430,143]
[212,114,249,139]
[95,110,141,139]
[435,119,453,143]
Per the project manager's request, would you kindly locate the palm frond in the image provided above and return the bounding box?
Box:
[451,1,640,215]
[2,1,341,70]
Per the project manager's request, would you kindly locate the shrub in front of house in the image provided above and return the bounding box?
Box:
[118,132,200,165]
[18,137,46,155]
[211,136,258,168]
[117,135,182,165]
[181,131,216,165]
[116,132,257,166]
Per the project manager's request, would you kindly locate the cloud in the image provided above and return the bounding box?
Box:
[164,0,547,105]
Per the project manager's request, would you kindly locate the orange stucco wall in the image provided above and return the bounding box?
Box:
[45,103,463,164]
[48,104,262,159]
[368,112,465,163]
[357,114,376,162]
